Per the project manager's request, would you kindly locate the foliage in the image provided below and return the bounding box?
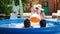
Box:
[15,0,30,7]
[0,0,30,15]
[0,0,12,15]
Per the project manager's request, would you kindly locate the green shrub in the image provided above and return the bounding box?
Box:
[0,0,13,16]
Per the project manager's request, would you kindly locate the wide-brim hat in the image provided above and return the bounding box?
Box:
[34,4,44,11]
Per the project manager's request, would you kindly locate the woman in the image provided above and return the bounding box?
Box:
[30,4,46,27]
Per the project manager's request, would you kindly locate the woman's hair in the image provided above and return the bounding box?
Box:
[39,20,46,27]
[24,19,30,28]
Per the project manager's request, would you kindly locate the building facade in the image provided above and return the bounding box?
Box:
[39,0,60,15]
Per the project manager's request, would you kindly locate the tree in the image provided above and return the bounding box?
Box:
[0,0,12,15]
[0,0,30,15]
[14,0,30,7]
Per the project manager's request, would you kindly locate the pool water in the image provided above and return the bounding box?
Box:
[0,23,56,28]
[0,18,60,34]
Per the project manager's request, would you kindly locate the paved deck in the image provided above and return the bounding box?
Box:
[23,13,52,19]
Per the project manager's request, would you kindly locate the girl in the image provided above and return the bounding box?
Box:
[30,4,46,27]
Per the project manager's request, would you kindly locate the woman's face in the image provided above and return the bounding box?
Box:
[35,7,41,14]
[32,5,42,14]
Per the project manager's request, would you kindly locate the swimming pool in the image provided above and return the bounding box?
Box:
[0,18,60,34]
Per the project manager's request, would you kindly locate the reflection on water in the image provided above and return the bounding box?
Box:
[46,23,55,27]
[0,23,56,28]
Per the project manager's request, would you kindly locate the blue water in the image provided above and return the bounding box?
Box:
[0,23,57,28]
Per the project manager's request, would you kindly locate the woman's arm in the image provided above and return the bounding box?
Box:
[40,11,46,19]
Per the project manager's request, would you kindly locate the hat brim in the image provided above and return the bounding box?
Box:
[40,8,44,11]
